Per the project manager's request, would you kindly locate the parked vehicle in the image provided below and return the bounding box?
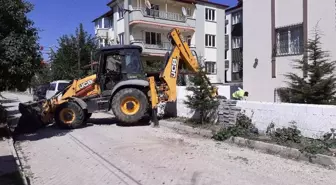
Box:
[33,84,50,101]
[45,80,70,99]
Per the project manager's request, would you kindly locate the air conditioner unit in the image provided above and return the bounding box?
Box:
[225,60,230,70]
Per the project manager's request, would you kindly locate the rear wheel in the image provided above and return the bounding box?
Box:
[112,88,148,124]
[55,102,85,129]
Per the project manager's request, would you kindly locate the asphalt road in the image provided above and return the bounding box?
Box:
[2,92,336,185]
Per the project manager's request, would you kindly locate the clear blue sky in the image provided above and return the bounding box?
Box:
[27,0,237,59]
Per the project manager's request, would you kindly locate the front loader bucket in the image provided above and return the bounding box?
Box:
[15,101,45,134]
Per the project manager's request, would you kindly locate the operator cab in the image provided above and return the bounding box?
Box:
[96,45,145,95]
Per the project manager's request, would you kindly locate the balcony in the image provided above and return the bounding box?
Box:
[130,39,171,56]
[140,7,186,22]
[129,8,196,29]
[95,27,114,40]
[96,28,109,37]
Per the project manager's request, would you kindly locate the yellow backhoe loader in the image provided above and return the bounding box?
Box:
[17,28,218,131]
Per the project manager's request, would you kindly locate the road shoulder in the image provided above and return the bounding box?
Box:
[159,119,336,169]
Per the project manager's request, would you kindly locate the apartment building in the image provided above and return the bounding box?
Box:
[243,0,336,102]
[92,0,228,84]
[225,0,243,83]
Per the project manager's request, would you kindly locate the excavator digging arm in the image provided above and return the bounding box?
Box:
[148,28,218,125]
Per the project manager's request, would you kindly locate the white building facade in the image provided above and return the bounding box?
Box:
[243,0,336,102]
[225,1,243,83]
[93,0,228,84]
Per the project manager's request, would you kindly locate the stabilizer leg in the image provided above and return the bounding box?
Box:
[151,108,159,128]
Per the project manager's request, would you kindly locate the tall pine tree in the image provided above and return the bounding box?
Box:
[50,23,97,80]
[279,27,336,104]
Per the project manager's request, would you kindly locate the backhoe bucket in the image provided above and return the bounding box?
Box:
[15,101,45,134]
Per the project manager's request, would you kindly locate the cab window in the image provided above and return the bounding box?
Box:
[123,49,142,74]
[48,83,56,91]
[57,83,69,91]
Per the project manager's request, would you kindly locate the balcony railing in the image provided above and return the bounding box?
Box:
[134,7,186,22]
[131,39,171,50]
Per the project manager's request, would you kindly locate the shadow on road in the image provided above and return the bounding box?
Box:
[11,114,152,142]
[13,124,72,142]
[0,155,24,185]
[89,116,151,127]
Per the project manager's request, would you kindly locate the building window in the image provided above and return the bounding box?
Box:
[225,20,228,34]
[232,11,242,25]
[95,19,102,29]
[205,8,216,21]
[118,6,124,19]
[145,32,161,45]
[118,33,124,45]
[276,24,304,56]
[108,17,113,29]
[145,4,159,17]
[187,36,191,46]
[205,34,216,47]
[185,7,192,16]
[232,62,240,73]
[99,38,104,48]
[225,50,228,59]
[103,18,110,28]
[232,36,242,49]
[232,61,243,81]
[205,62,216,74]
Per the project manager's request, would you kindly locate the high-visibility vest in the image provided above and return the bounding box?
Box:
[232,89,245,99]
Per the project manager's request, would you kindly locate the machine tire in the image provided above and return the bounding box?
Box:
[112,88,148,124]
[55,102,85,129]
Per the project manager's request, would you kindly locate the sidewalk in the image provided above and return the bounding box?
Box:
[0,92,27,185]
[0,137,24,185]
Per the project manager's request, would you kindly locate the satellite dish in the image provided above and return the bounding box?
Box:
[181,7,187,16]
[145,0,151,9]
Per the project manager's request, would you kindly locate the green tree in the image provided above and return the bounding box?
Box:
[51,23,97,80]
[30,62,52,87]
[183,63,219,124]
[0,0,42,91]
[143,60,162,72]
[278,27,336,104]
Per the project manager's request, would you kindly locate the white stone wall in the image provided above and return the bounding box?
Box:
[176,86,336,138]
[175,85,231,118]
[236,101,336,139]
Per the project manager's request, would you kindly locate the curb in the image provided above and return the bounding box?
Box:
[7,137,30,185]
[227,136,336,169]
[1,100,31,184]
[160,120,214,138]
[160,120,336,169]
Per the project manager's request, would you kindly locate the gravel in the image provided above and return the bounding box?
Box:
[3,92,336,185]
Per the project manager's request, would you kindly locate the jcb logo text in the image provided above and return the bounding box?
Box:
[79,79,93,89]
[170,58,178,78]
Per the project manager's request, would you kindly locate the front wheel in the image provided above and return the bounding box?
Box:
[55,102,85,129]
[112,88,148,124]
